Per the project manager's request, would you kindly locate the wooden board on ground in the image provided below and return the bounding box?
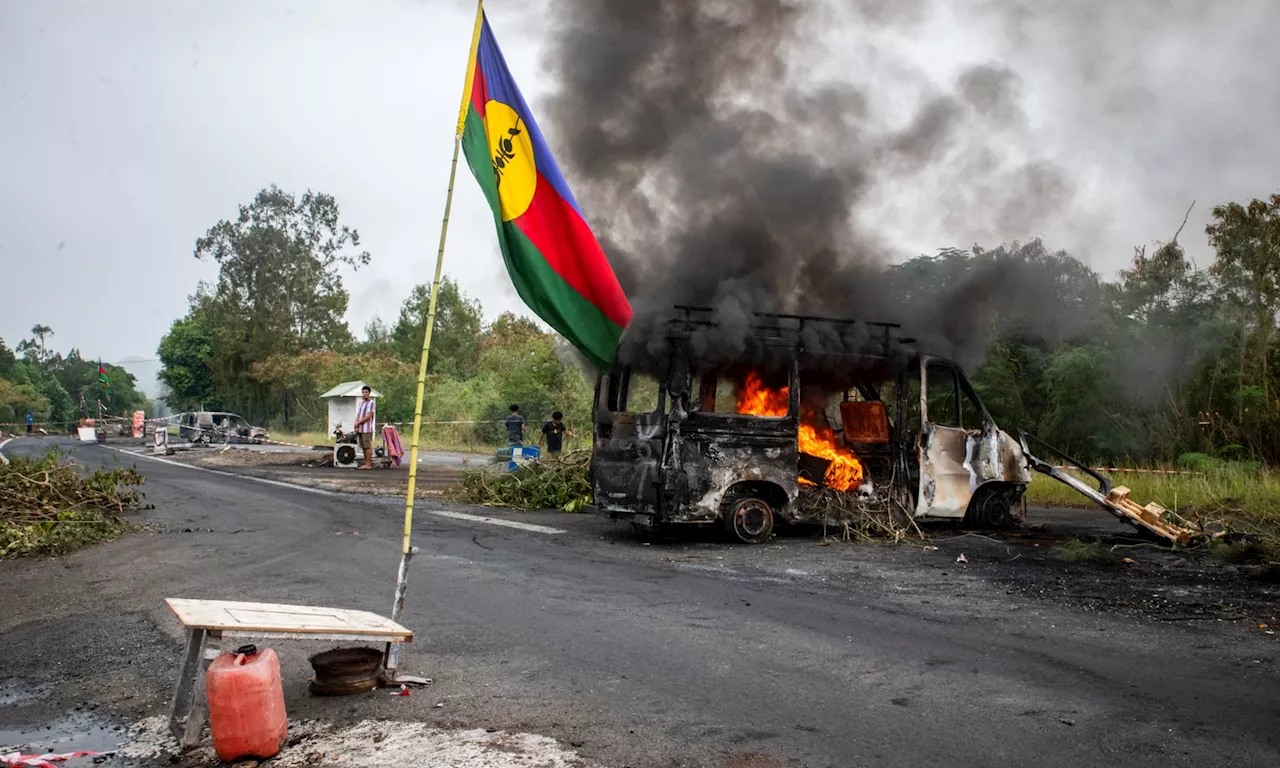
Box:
[165,598,413,640]
[1104,486,1193,544]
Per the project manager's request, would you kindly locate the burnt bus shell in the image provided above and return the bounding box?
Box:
[589,306,1031,535]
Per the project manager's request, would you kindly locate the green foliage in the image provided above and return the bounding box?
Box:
[1177,453,1225,472]
[16,324,55,364]
[8,361,73,425]
[45,351,146,419]
[456,451,591,511]
[391,278,484,378]
[0,378,50,424]
[1039,345,1137,458]
[158,313,218,410]
[1055,538,1116,564]
[469,314,594,445]
[246,306,594,451]
[0,450,144,557]
[250,350,417,428]
[152,190,1280,468]
[0,337,14,378]
[0,330,143,427]
[190,186,368,423]
[358,316,395,356]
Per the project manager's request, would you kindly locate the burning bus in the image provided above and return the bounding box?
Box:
[588,306,1032,543]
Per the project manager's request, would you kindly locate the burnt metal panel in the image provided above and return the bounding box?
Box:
[840,401,889,444]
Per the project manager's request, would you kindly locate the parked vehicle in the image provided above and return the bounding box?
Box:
[589,306,1032,543]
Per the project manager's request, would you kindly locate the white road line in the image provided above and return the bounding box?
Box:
[0,437,12,465]
[103,447,334,495]
[422,509,566,534]
[102,446,565,534]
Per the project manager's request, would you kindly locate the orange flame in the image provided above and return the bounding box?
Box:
[735,372,864,492]
[736,371,789,417]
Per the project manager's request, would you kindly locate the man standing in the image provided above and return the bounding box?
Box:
[352,385,376,470]
[506,404,525,446]
[26,412,33,434]
[539,411,575,456]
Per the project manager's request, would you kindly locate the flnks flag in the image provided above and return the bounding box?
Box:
[98,361,110,399]
[457,3,632,370]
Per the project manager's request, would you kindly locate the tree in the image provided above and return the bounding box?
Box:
[7,361,73,426]
[250,351,417,428]
[391,277,484,379]
[0,336,14,378]
[16,324,54,363]
[157,313,218,410]
[42,350,146,418]
[191,186,370,421]
[469,313,593,443]
[0,378,50,424]
[1206,194,1280,413]
[358,316,394,355]
[30,325,53,362]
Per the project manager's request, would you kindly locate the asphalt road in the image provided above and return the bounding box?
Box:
[1,437,1277,768]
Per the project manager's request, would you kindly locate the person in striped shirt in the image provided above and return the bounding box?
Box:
[353,385,376,470]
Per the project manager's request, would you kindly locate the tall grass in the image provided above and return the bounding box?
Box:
[1026,465,1280,537]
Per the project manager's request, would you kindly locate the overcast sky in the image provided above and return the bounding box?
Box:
[3,0,1279,377]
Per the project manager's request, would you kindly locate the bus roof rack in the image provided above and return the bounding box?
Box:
[668,305,916,356]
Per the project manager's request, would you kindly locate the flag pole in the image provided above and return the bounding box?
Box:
[384,0,485,684]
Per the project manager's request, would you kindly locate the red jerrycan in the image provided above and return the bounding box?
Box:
[205,644,288,761]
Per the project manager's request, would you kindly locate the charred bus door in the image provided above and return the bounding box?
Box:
[591,367,666,519]
[917,358,984,519]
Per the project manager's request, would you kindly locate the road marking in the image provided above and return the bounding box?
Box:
[103,447,337,495]
[0,437,12,465]
[102,447,565,534]
[422,509,565,534]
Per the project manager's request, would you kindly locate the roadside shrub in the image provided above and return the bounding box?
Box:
[455,451,591,512]
[0,450,144,557]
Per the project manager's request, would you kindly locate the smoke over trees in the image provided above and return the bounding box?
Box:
[532,0,1280,463]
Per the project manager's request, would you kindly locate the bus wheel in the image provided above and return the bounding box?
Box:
[728,497,774,544]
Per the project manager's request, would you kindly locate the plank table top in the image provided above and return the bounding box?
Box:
[164,598,412,640]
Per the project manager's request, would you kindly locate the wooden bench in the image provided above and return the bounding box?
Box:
[165,598,413,747]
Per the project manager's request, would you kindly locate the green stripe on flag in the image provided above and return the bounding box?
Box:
[461,105,623,369]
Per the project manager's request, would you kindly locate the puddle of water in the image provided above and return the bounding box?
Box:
[0,712,125,766]
[0,681,53,707]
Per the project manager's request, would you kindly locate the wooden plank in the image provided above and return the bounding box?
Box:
[1099,493,1194,546]
[165,598,412,639]
[168,628,206,743]
[217,629,411,643]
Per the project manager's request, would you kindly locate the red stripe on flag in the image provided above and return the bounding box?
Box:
[513,175,632,329]
[470,67,488,118]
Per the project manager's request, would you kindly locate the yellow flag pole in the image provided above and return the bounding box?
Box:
[384,0,485,684]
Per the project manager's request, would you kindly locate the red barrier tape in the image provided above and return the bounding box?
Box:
[1050,466,1207,477]
[2,752,108,768]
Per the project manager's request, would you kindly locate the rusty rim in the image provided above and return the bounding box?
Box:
[309,647,383,696]
[731,498,773,544]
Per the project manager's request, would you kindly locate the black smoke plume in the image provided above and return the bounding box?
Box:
[541,0,1075,374]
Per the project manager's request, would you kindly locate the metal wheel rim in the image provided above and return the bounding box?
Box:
[734,500,771,537]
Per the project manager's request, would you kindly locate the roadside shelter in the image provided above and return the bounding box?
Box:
[320,381,382,437]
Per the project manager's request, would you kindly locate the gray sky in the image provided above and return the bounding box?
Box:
[3,0,1279,375]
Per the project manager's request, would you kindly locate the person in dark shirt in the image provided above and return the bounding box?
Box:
[505,404,525,446]
[539,411,575,455]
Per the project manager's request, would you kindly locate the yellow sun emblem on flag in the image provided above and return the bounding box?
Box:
[486,101,537,222]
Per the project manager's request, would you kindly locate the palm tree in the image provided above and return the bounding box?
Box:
[30,325,53,362]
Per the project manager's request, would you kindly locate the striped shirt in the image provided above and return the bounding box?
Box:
[356,398,376,433]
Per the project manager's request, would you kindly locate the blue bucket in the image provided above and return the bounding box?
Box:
[503,445,540,472]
